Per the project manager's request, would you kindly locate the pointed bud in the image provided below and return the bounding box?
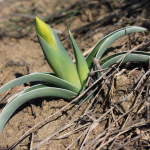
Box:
[35,17,81,91]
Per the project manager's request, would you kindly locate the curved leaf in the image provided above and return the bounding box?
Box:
[0,72,80,94]
[69,31,89,87]
[86,26,147,69]
[0,86,77,134]
[1,84,59,112]
[8,84,49,101]
[101,51,150,69]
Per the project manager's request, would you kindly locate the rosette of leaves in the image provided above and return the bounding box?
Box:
[0,17,149,134]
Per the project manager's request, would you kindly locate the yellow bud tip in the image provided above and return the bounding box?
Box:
[35,16,56,48]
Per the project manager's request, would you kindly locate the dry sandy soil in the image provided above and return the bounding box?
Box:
[0,0,150,149]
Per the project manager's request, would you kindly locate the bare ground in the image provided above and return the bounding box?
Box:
[0,0,150,149]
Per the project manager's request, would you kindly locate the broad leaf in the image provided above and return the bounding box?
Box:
[0,86,77,134]
[101,51,150,69]
[0,72,80,95]
[86,26,147,69]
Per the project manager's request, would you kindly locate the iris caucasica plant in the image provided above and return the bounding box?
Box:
[0,16,150,134]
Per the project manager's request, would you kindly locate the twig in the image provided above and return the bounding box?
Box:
[117,69,150,104]
[93,58,110,87]
[30,133,34,150]
[111,103,124,114]
[65,128,89,150]
[113,135,142,150]
[55,123,91,140]
[146,59,150,121]
[98,118,111,150]
[0,88,12,103]
[79,126,91,150]
[0,71,10,84]
[112,129,150,150]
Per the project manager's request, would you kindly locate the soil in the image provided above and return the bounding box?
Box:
[0,0,150,149]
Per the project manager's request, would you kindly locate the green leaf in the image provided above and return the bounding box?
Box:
[2,84,59,108]
[35,17,81,90]
[86,26,147,69]
[101,51,150,69]
[0,72,80,94]
[0,86,77,134]
[9,84,50,101]
[69,31,89,87]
